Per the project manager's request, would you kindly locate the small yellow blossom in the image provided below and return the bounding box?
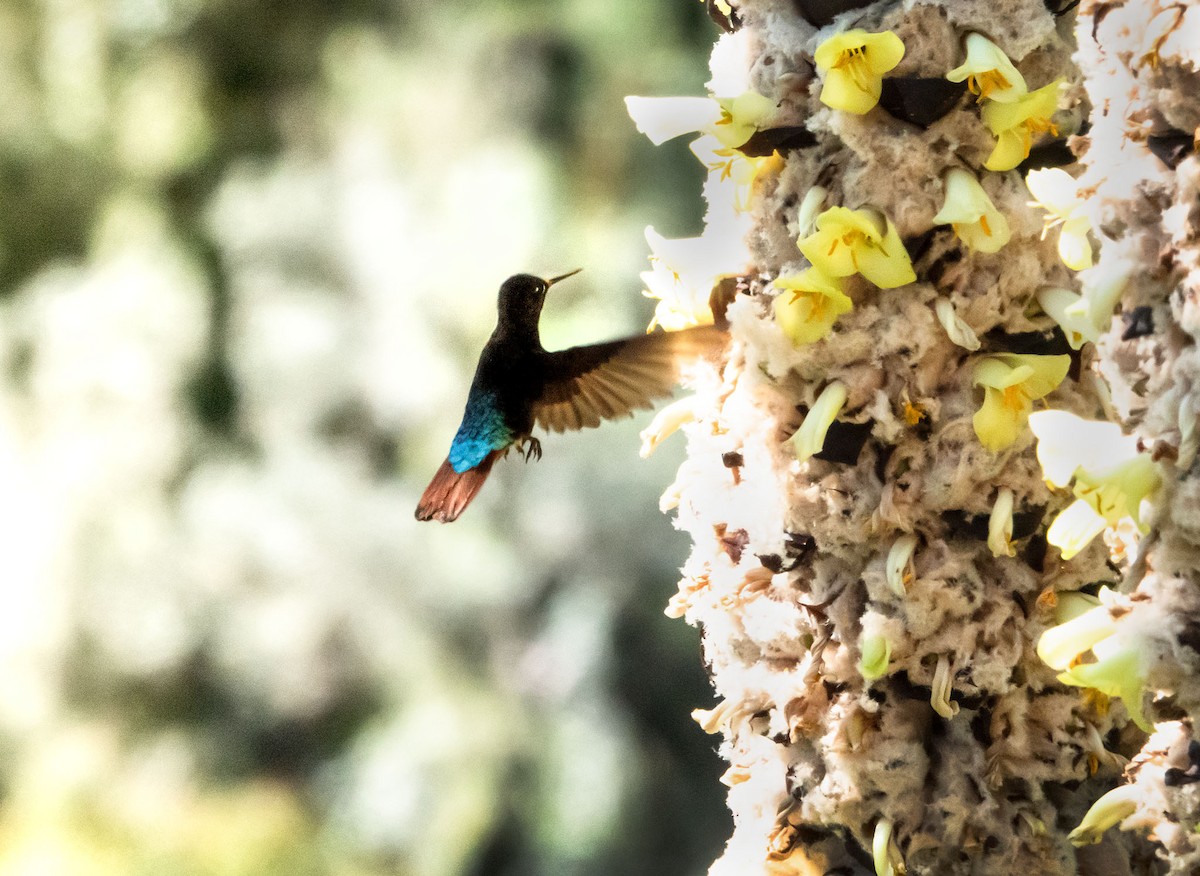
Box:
[792,380,848,462]
[798,206,916,289]
[796,186,828,237]
[1037,587,1152,731]
[930,654,960,718]
[1045,500,1109,561]
[981,79,1063,171]
[1029,410,1162,559]
[1025,168,1094,270]
[1036,287,1098,349]
[639,395,701,458]
[934,299,981,350]
[933,168,1011,253]
[901,398,926,425]
[1073,455,1161,530]
[713,91,777,148]
[885,534,918,596]
[1059,633,1151,730]
[773,268,853,345]
[691,135,784,212]
[946,32,1028,103]
[624,89,774,149]
[1068,785,1142,846]
[1037,592,1117,670]
[971,353,1070,451]
[988,487,1016,557]
[1029,411,1133,489]
[872,818,905,876]
[641,225,741,330]
[859,632,891,680]
[814,29,905,115]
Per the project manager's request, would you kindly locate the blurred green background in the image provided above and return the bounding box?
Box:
[0,0,730,873]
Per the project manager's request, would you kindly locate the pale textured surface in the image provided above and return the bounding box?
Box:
[660,0,1190,873]
[1070,1,1200,872]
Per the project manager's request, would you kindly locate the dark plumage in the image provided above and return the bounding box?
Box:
[415,270,726,522]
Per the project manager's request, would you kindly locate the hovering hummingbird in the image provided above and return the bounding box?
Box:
[415,269,725,522]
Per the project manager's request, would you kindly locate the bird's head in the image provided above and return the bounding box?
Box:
[497,269,582,327]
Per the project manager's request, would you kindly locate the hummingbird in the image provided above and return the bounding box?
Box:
[415,269,726,522]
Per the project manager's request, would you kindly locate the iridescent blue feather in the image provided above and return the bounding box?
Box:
[448,390,513,473]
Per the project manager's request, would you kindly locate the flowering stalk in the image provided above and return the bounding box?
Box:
[629,1,1189,873]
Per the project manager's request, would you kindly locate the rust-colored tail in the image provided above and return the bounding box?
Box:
[415,452,500,522]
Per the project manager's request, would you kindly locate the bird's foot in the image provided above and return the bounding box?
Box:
[517,436,542,463]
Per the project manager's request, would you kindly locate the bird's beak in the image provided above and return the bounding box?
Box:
[545,268,583,288]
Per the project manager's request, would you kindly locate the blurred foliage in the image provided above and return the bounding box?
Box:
[0,0,729,874]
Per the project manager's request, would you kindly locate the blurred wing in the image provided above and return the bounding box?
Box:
[533,324,725,433]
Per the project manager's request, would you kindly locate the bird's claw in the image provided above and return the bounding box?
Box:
[518,436,542,463]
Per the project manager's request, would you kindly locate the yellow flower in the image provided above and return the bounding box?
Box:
[859,632,891,680]
[932,168,1011,253]
[798,206,916,289]
[713,91,777,148]
[1025,168,1094,270]
[691,135,784,213]
[971,353,1070,451]
[773,267,853,345]
[988,487,1016,557]
[930,654,959,718]
[1068,785,1142,846]
[814,29,905,115]
[873,818,905,876]
[1058,633,1151,730]
[624,90,774,149]
[885,534,918,596]
[1037,591,1117,670]
[1028,411,1132,489]
[639,224,746,330]
[796,186,828,237]
[639,395,701,458]
[1037,587,1152,732]
[1035,287,1098,349]
[981,79,1063,171]
[946,32,1027,103]
[792,380,848,462]
[1073,455,1161,530]
[934,299,981,350]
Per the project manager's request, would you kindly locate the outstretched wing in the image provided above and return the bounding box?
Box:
[532,324,725,433]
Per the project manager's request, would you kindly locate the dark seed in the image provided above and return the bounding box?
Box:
[1023,534,1048,573]
[813,420,873,465]
[1121,306,1154,340]
[791,0,872,27]
[1043,0,1081,16]
[1018,139,1076,172]
[982,327,1072,356]
[877,77,968,129]
[737,126,818,157]
[1146,131,1194,170]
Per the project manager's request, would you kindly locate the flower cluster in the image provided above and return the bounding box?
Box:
[626,85,786,329]
[1036,587,1152,731]
[1029,411,1161,559]
[945,32,1064,171]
